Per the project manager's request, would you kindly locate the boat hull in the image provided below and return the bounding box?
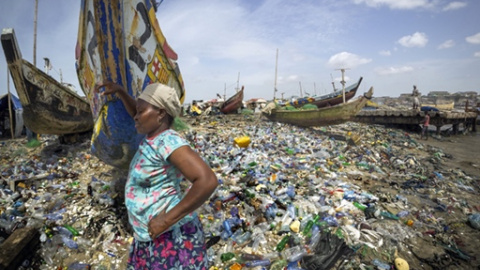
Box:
[1,28,94,135]
[264,87,373,127]
[220,86,244,114]
[76,0,186,168]
[290,77,363,108]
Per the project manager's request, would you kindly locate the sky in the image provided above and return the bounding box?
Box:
[0,0,479,104]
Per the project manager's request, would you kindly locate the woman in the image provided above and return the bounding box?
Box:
[95,81,218,269]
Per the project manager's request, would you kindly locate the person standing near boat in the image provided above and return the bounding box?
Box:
[421,113,430,140]
[412,85,420,111]
[95,81,218,270]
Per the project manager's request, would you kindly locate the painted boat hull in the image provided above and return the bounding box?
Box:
[290,77,363,108]
[76,0,186,168]
[220,86,244,114]
[263,87,373,127]
[1,28,93,135]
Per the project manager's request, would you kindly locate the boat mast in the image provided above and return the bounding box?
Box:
[336,68,349,103]
[33,0,38,66]
[299,82,303,97]
[236,71,240,92]
[330,74,336,91]
[274,48,278,100]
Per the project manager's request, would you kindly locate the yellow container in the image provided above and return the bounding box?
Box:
[234,136,251,148]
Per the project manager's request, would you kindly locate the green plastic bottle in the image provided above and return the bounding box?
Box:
[276,234,290,252]
[220,252,236,262]
[302,214,320,235]
[63,224,80,236]
[353,201,367,211]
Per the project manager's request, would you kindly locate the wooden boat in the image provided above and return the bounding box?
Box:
[76,0,186,168]
[289,77,363,108]
[1,28,94,136]
[262,87,373,127]
[220,86,244,114]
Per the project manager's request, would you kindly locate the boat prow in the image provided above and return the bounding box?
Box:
[76,0,186,168]
[1,28,94,136]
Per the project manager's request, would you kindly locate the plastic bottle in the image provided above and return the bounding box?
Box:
[302,214,319,235]
[353,201,367,211]
[240,253,263,261]
[245,259,271,267]
[220,252,236,263]
[372,258,391,270]
[308,225,321,250]
[282,245,308,262]
[63,224,80,236]
[276,234,290,252]
[380,211,400,220]
[287,203,296,219]
[60,235,78,249]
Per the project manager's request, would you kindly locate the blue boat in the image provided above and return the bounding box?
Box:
[75,0,186,168]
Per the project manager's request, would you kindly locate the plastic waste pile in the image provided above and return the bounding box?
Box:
[0,138,130,269]
[1,117,479,269]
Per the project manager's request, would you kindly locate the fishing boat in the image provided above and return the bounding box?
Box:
[220,86,244,114]
[75,0,186,168]
[1,28,94,136]
[262,87,373,127]
[289,77,363,108]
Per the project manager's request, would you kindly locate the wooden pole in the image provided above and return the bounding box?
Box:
[7,70,14,139]
[274,48,278,100]
[33,0,38,66]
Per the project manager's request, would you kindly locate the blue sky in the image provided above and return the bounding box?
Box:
[0,0,479,103]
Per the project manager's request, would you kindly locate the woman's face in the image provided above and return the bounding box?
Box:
[134,99,165,136]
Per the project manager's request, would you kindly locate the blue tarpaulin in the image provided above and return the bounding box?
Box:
[0,93,24,138]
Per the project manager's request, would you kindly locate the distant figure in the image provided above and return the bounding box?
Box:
[412,85,420,110]
[189,101,202,116]
[421,113,430,140]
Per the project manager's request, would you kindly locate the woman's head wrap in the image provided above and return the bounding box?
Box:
[138,83,181,118]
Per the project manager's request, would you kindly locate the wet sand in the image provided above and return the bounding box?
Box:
[419,131,480,177]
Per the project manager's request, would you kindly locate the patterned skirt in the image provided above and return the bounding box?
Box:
[127,217,208,270]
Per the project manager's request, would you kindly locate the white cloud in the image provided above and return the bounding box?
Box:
[375,66,414,75]
[438,40,455,49]
[474,52,480,57]
[443,1,467,11]
[327,52,372,69]
[352,0,434,10]
[398,32,428,48]
[466,33,480,44]
[379,50,391,56]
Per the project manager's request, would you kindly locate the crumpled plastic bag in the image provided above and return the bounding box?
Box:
[300,232,353,270]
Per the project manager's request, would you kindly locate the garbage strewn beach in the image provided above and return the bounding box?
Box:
[1,114,479,270]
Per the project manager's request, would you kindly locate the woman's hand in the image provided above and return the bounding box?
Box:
[94,80,125,96]
[148,207,172,239]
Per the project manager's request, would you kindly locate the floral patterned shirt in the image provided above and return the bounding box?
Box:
[125,129,196,242]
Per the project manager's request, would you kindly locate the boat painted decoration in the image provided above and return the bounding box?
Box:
[1,28,93,136]
[76,0,185,168]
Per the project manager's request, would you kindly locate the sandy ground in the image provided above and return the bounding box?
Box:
[419,132,480,177]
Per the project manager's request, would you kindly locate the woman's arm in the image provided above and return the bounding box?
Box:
[148,146,218,237]
[95,81,137,118]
